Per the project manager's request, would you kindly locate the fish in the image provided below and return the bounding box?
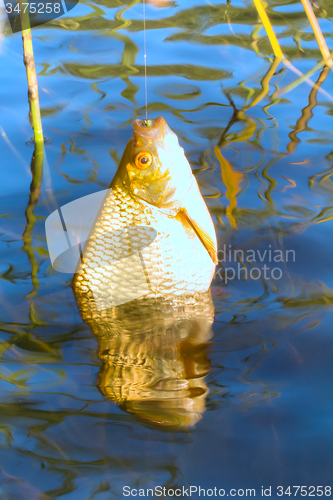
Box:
[72,117,217,428]
[86,292,214,429]
[72,116,217,309]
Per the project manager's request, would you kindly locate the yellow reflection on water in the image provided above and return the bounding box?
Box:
[214,146,243,229]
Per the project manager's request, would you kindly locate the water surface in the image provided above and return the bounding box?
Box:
[1,0,333,497]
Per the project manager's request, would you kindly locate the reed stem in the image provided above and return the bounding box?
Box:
[252,0,283,59]
[300,0,332,67]
[20,2,43,144]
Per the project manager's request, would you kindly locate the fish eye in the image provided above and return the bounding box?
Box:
[135,151,153,169]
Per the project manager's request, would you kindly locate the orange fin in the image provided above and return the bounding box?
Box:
[181,209,218,264]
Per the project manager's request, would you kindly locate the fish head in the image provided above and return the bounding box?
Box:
[114,116,194,208]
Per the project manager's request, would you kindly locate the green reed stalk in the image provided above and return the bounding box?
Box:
[20,2,43,144]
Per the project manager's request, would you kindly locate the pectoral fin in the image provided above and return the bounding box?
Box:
[180,181,218,265]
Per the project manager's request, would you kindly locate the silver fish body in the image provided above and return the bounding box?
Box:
[73,116,217,308]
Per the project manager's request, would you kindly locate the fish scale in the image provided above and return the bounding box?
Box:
[73,116,217,314]
[73,183,214,314]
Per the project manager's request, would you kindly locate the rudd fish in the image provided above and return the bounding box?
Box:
[72,116,217,310]
[71,117,217,428]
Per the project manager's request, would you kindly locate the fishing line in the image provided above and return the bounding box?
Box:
[143,0,148,121]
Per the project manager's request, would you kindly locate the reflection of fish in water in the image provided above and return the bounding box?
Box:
[84,292,214,429]
[72,116,217,308]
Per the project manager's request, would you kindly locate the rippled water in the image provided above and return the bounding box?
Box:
[1,0,333,497]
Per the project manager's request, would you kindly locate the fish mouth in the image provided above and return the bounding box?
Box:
[133,116,167,140]
[143,171,171,184]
